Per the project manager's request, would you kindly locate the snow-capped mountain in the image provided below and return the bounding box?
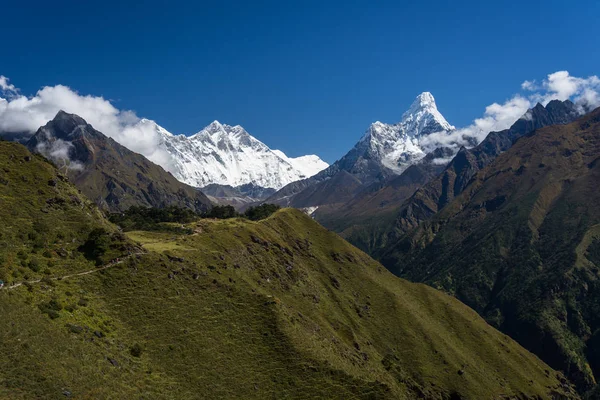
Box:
[139,119,328,190]
[265,92,456,207]
[357,92,454,173]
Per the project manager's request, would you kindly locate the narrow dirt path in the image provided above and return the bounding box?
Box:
[2,253,144,290]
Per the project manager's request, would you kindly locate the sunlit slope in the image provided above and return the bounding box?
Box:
[0,140,576,398]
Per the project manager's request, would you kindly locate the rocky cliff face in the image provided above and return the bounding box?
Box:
[27,111,212,213]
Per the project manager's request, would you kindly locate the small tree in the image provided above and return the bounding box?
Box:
[130,343,143,357]
[79,228,112,265]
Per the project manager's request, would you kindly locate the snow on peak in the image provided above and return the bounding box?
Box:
[149,121,328,189]
[136,118,174,137]
[401,92,454,136]
[406,91,436,113]
[206,120,223,131]
[357,92,455,173]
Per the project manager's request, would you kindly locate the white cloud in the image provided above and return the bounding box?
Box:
[0,78,174,172]
[420,95,531,152]
[422,70,600,156]
[521,80,538,91]
[528,71,600,109]
[0,76,17,94]
[35,139,84,171]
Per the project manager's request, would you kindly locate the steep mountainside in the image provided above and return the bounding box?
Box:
[380,108,600,393]
[266,92,456,208]
[27,111,212,213]
[0,140,577,399]
[139,119,328,189]
[340,100,579,254]
[391,100,579,235]
[316,153,448,251]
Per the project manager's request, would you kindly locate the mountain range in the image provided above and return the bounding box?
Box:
[2,85,600,397]
[264,92,459,208]
[327,99,580,254]
[139,118,328,190]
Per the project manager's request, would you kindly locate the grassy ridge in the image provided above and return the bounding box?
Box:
[0,141,578,399]
[28,210,573,399]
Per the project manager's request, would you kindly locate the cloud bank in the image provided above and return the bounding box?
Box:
[0,76,173,170]
[420,70,600,154]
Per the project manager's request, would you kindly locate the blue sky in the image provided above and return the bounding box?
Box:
[1,0,599,162]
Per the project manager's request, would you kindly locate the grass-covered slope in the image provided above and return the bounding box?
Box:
[380,108,600,392]
[0,141,577,399]
[0,141,135,284]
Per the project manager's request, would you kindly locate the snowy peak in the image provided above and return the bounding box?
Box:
[206,120,224,131]
[127,118,328,190]
[193,120,244,138]
[353,92,455,174]
[401,92,454,137]
[405,92,436,114]
[137,118,173,137]
[190,120,269,153]
[192,120,250,140]
[144,120,328,190]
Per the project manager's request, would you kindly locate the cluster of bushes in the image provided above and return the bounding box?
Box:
[110,204,281,232]
[109,206,198,232]
[203,203,281,221]
[203,205,238,219]
[243,204,281,221]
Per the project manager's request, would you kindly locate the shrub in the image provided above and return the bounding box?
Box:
[130,343,143,357]
[41,276,55,287]
[23,281,33,292]
[28,258,42,273]
[78,228,112,265]
[109,205,199,232]
[39,299,63,319]
[64,304,77,313]
[67,324,83,334]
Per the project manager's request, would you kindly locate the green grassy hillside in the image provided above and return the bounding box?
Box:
[0,141,578,399]
[379,108,600,393]
[0,141,136,285]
